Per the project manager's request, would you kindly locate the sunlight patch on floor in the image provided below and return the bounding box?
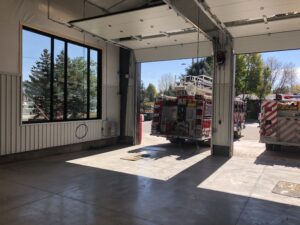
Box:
[67,145,210,181]
[198,157,300,207]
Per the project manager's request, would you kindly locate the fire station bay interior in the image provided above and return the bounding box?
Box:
[1,0,300,225]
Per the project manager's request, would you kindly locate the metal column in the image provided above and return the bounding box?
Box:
[211,35,235,157]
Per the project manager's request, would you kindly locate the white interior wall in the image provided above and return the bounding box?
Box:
[0,0,121,156]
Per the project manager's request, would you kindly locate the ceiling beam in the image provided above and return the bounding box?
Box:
[134,41,212,62]
[162,0,224,40]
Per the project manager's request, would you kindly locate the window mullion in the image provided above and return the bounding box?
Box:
[64,42,68,120]
[50,38,54,121]
[87,49,91,119]
[97,50,102,119]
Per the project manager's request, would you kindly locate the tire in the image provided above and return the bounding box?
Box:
[234,130,241,139]
[273,144,281,151]
[197,139,211,147]
[169,138,184,144]
[266,144,273,151]
[266,144,281,151]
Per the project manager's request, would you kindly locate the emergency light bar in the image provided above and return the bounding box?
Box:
[276,94,300,101]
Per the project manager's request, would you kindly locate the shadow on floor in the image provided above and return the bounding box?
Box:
[254,148,300,168]
[127,142,210,161]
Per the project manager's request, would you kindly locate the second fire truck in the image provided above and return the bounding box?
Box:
[260,93,300,150]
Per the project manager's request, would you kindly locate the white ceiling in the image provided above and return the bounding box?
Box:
[206,0,300,22]
[69,0,300,60]
[88,0,149,13]
[205,0,300,38]
[228,17,300,38]
[71,4,207,49]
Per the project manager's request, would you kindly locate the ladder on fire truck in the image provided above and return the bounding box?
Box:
[175,75,213,96]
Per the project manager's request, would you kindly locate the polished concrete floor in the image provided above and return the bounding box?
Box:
[0,123,300,225]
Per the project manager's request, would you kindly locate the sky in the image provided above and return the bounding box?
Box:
[141,50,300,89]
[23,29,89,81]
[23,28,300,89]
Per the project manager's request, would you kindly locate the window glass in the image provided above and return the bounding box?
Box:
[67,43,88,119]
[22,28,101,123]
[90,50,98,118]
[53,39,65,120]
[22,30,51,122]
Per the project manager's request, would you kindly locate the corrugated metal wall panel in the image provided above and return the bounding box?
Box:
[0,73,105,156]
[0,75,6,155]
[6,76,12,154]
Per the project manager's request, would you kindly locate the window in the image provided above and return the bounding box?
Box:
[22,27,102,123]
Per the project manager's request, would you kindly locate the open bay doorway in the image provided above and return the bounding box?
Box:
[233,49,300,162]
[140,57,213,146]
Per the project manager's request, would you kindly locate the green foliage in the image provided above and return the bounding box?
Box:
[146,83,157,101]
[257,67,272,99]
[67,56,88,119]
[235,54,247,96]
[140,81,146,103]
[24,49,51,119]
[24,49,97,120]
[235,53,267,99]
[53,50,65,118]
[185,57,213,76]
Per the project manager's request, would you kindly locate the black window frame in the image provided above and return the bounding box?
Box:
[22,26,102,124]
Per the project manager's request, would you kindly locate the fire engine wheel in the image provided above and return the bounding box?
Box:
[266,144,281,151]
[169,138,185,144]
[197,140,211,147]
[234,130,241,139]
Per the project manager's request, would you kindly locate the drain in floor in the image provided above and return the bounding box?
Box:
[272,181,300,198]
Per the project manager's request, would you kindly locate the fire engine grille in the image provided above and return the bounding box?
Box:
[272,181,300,198]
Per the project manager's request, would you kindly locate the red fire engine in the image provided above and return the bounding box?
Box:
[260,93,300,150]
[151,75,246,143]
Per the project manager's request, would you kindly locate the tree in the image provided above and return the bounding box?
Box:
[185,57,213,76]
[265,57,282,89]
[24,49,51,120]
[67,56,88,119]
[24,49,97,120]
[158,73,175,96]
[235,53,265,99]
[245,54,264,98]
[257,67,272,99]
[146,83,157,102]
[140,81,146,103]
[273,86,290,94]
[265,58,297,94]
[235,54,247,96]
[53,50,65,119]
[276,63,296,93]
[290,84,300,94]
